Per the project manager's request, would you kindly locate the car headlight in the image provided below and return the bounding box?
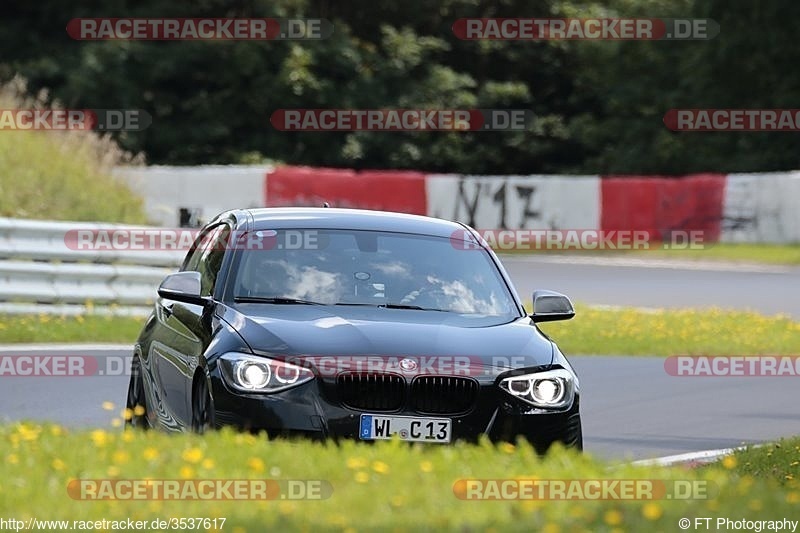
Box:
[499,368,575,409]
[219,352,314,393]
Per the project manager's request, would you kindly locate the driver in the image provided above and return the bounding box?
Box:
[238,252,288,297]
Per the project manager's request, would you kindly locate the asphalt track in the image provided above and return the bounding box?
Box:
[1,257,797,460]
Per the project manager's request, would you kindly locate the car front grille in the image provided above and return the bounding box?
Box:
[335,373,478,414]
[337,372,405,411]
[410,376,479,414]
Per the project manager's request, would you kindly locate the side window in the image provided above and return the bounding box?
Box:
[195,225,231,296]
[181,226,217,272]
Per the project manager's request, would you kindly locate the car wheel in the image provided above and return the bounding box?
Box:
[125,355,150,430]
[191,374,215,434]
[573,422,584,451]
[542,414,583,453]
[561,413,583,451]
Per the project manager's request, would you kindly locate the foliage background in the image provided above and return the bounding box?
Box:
[2,0,797,174]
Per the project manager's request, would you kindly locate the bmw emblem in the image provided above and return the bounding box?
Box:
[399,358,418,372]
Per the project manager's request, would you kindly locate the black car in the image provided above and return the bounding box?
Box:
[126,208,582,451]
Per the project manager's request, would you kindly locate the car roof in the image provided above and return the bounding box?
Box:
[223,207,467,239]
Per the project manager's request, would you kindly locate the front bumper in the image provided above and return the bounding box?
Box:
[209,370,581,450]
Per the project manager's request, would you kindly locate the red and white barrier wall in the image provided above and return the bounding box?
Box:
[264,166,800,243]
[722,173,800,243]
[266,166,427,214]
[115,165,800,243]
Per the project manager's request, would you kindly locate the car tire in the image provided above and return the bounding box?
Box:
[125,355,150,430]
[191,374,215,434]
[573,422,584,451]
[546,414,583,452]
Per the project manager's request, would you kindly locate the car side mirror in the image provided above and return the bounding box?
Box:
[531,290,575,323]
[158,271,209,306]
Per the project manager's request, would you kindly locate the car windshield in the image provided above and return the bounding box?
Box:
[231,229,518,316]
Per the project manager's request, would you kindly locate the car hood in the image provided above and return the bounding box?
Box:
[219,304,555,371]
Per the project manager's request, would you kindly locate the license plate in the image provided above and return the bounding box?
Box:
[359,414,451,443]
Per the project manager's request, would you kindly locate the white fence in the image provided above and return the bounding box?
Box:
[0,218,182,316]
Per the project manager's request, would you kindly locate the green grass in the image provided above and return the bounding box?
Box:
[628,243,800,265]
[499,243,800,265]
[0,78,147,223]
[0,314,143,344]
[727,437,800,487]
[0,423,798,531]
[2,306,799,358]
[538,305,800,356]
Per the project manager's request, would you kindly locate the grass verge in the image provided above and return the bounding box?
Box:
[0,314,143,344]
[0,77,147,223]
[538,305,800,356]
[499,243,800,265]
[727,436,800,487]
[1,423,798,531]
[2,306,799,357]
[631,243,800,265]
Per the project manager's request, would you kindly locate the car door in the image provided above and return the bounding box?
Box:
[151,224,226,430]
[165,223,232,427]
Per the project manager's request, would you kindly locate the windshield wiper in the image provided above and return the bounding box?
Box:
[322,302,450,312]
[330,302,375,307]
[234,296,323,305]
[379,303,448,312]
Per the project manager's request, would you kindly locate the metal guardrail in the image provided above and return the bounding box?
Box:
[0,218,183,316]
